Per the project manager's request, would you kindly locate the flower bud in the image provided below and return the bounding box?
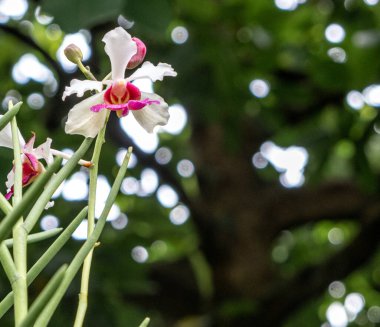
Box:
[127,37,147,69]
[64,44,83,64]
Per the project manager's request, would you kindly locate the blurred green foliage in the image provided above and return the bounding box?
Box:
[1,0,380,326]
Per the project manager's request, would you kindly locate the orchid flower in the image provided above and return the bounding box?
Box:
[0,120,90,200]
[0,122,53,200]
[63,27,177,138]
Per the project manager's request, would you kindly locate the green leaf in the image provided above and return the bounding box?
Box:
[122,0,172,35]
[40,0,123,32]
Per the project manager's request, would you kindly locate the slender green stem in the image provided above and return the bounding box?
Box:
[138,318,151,327]
[0,193,12,215]
[74,112,110,327]
[4,228,63,247]
[35,148,132,327]
[0,242,17,282]
[0,207,88,318]
[19,265,67,327]
[0,101,22,131]
[10,102,28,325]
[10,102,23,204]
[76,60,97,81]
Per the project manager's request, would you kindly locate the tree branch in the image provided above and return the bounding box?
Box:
[239,201,380,327]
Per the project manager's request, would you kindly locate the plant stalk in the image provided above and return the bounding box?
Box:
[10,103,28,325]
[74,112,110,327]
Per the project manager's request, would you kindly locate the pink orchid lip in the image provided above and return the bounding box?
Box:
[5,190,13,200]
[90,99,160,117]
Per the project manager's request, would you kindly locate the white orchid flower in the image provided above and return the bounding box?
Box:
[63,27,177,138]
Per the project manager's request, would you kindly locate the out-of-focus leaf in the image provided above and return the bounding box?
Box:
[40,0,123,32]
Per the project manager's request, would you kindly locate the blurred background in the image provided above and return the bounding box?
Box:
[1,0,380,326]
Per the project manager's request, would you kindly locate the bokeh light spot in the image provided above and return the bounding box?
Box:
[346,90,364,110]
[171,26,189,44]
[274,0,298,11]
[157,185,179,208]
[62,172,88,201]
[328,227,344,245]
[249,79,270,98]
[328,281,346,299]
[131,246,149,263]
[72,220,88,240]
[327,47,347,63]
[121,177,139,195]
[344,293,365,316]
[177,159,195,178]
[155,147,173,165]
[252,152,268,169]
[169,205,190,225]
[325,23,346,43]
[40,215,59,231]
[27,93,45,110]
[111,213,128,230]
[326,302,348,327]
[160,104,188,135]
[368,306,380,323]
[140,168,159,194]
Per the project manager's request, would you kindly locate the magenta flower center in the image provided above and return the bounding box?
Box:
[104,81,141,105]
[90,81,160,117]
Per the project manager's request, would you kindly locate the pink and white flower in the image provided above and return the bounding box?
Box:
[0,122,53,199]
[63,27,177,138]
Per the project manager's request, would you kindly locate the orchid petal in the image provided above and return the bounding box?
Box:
[127,62,177,82]
[23,132,36,153]
[5,169,14,189]
[103,27,137,80]
[0,116,25,149]
[128,99,160,110]
[34,138,53,164]
[65,91,107,138]
[131,93,170,133]
[62,79,103,100]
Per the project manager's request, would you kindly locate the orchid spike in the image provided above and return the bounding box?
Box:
[63,27,177,138]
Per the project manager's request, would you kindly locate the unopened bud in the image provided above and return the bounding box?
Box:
[127,37,146,69]
[64,44,83,64]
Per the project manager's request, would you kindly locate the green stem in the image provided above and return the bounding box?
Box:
[138,318,151,327]
[0,207,88,318]
[74,112,110,327]
[4,228,63,247]
[0,193,12,215]
[0,242,17,282]
[10,102,28,325]
[0,101,22,131]
[35,148,132,327]
[76,61,97,81]
[19,265,67,327]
